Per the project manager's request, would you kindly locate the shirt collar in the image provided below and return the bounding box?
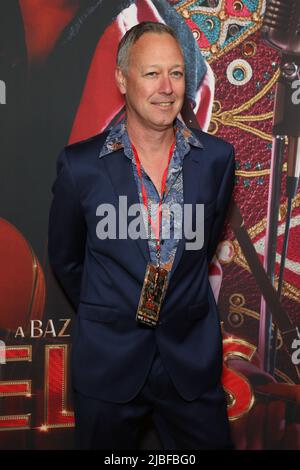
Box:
[99,116,203,160]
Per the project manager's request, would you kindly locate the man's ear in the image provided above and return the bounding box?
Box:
[115,67,127,95]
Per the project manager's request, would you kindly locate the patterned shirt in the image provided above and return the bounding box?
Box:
[99,117,203,274]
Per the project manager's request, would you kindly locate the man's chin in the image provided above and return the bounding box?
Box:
[149,115,178,130]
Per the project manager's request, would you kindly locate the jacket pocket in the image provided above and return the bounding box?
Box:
[78,302,119,323]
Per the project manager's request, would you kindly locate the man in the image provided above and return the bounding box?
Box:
[48,22,235,450]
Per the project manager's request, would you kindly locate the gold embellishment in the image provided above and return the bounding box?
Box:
[176,0,265,63]
[242,41,257,58]
[233,1,243,12]
[223,337,256,420]
[0,380,31,397]
[235,166,285,178]
[227,294,283,349]
[210,69,280,139]
[182,8,190,19]
[0,414,31,431]
[228,311,244,328]
[44,345,74,429]
[5,345,32,362]
[218,11,227,21]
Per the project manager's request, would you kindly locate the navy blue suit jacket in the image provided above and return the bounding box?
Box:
[48,127,235,403]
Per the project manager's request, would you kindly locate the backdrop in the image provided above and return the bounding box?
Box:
[0,0,299,450]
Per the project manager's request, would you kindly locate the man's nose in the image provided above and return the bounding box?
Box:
[158,74,173,94]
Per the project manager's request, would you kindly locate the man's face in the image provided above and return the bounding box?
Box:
[116,32,185,131]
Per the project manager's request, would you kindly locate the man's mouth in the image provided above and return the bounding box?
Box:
[152,102,174,107]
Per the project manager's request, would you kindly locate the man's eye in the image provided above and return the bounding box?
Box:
[146,72,158,77]
[171,71,184,78]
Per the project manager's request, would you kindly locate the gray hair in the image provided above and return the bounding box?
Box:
[116,21,183,73]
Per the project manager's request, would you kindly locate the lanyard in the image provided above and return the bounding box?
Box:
[131,141,175,267]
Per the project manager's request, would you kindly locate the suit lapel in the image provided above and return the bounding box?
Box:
[169,150,201,280]
[102,146,202,281]
[102,150,150,265]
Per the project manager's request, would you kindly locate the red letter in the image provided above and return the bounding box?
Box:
[43,345,74,430]
[222,338,256,420]
[0,346,32,430]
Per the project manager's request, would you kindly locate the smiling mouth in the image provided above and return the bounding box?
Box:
[153,102,174,107]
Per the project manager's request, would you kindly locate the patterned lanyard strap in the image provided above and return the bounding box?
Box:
[132,140,175,267]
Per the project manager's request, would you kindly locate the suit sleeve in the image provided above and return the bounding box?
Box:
[48,148,87,311]
[207,145,235,264]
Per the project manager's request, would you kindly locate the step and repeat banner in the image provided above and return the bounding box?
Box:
[0,0,300,450]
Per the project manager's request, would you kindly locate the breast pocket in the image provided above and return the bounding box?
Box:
[78,302,119,323]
